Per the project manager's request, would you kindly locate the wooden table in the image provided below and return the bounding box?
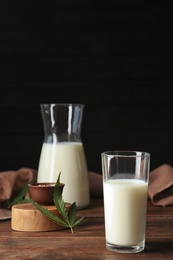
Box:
[0,198,173,259]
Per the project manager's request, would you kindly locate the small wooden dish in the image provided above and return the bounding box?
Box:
[28,182,64,205]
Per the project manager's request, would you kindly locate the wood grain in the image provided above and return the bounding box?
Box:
[11,203,71,232]
[1,199,173,259]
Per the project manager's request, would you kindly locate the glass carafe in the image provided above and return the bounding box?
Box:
[37,103,90,209]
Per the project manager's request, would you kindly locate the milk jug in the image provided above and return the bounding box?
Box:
[37,103,90,209]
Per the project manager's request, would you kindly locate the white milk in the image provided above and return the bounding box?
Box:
[103,179,148,246]
[37,142,90,208]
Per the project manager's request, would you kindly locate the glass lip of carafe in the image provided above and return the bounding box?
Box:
[40,103,84,107]
[40,103,85,143]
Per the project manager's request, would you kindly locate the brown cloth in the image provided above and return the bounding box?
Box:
[148,164,173,207]
[0,168,37,219]
[0,169,102,220]
[1,164,173,220]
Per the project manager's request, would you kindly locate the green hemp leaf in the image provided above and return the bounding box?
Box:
[29,172,84,233]
[7,181,32,208]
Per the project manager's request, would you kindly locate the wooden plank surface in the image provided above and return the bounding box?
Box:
[1,199,173,259]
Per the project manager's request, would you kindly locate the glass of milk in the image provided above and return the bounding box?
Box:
[37,103,90,209]
[101,150,150,253]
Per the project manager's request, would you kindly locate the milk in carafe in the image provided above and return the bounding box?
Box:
[37,142,89,208]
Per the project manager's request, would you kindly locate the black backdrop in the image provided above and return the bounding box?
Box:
[1,1,173,174]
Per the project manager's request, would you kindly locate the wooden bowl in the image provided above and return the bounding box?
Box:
[28,182,65,205]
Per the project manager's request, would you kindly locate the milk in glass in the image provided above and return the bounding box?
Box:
[103,179,148,246]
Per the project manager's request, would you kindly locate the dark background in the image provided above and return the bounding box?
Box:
[1,0,173,174]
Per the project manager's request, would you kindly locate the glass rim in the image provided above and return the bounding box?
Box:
[101,150,150,158]
[40,103,84,107]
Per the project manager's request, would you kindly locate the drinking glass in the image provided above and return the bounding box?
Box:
[101,150,150,253]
